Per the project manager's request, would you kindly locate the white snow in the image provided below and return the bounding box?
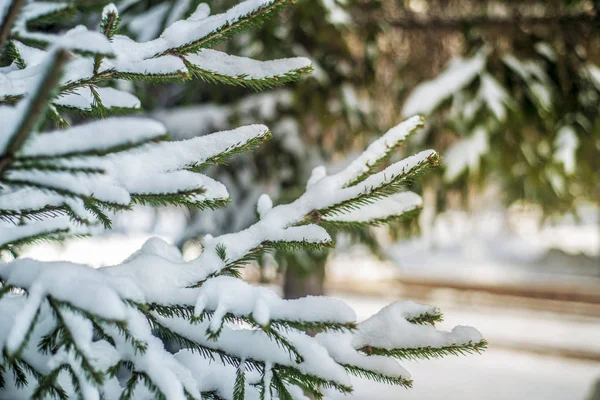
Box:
[14,4,113,56]
[316,331,411,379]
[0,187,66,213]
[0,259,129,322]
[20,117,164,157]
[320,0,351,25]
[534,42,557,61]
[324,192,422,223]
[586,63,600,90]
[0,217,71,247]
[478,74,510,121]
[553,125,578,175]
[4,121,272,215]
[5,168,132,205]
[337,116,424,185]
[194,275,356,330]
[161,315,351,385]
[0,0,489,395]
[175,351,261,399]
[402,52,486,117]
[443,127,488,182]
[54,87,141,111]
[11,41,46,67]
[186,49,311,80]
[257,194,273,219]
[306,165,327,188]
[352,301,483,350]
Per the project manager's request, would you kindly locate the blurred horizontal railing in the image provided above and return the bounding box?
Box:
[327,273,600,318]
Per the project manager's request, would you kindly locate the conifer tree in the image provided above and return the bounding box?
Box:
[0,1,486,398]
[396,0,600,215]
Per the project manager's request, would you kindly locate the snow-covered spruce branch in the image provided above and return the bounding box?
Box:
[1,115,486,398]
[0,47,277,253]
[1,0,485,398]
[0,0,312,117]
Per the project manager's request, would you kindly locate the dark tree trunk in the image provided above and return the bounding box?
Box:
[283,257,326,299]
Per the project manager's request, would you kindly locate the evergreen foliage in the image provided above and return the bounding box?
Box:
[0,1,486,398]
[395,0,600,215]
[144,0,409,296]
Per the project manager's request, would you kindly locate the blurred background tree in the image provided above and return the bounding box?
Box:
[115,0,599,298]
[389,0,600,218]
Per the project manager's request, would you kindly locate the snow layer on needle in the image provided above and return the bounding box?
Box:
[3,124,270,223]
[98,0,280,76]
[11,124,271,205]
[276,224,331,244]
[176,351,262,400]
[106,309,200,400]
[15,4,113,56]
[158,0,277,52]
[4,169,132,205]
[0,65,42,98]
[102,39,187,76]
[0,294,53,369]
[256,193,273,219]
[352,301,484,350]
[195,276,355,329]
[0,217,71,247]
[337,115,424,185]
[0,187,66,212]
[161,316,351,386]
[324,192,422,222]
[349,150,436,194]
[113,168,227,199]
[100,238,201,305]
[187,49,311,79]
[192,149,437,281]
[108,124,269,173]
[316,331,411,379]
[94,125,271,198]
[11,41,47,67]
[0,259,128,321]
[20,117,165,157]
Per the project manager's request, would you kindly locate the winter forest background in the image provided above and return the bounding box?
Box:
[1,0,599,399]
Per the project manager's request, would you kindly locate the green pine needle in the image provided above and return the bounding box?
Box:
[360,339,488,361]
[158,0,295,55]
[233,363,246,400]
[189,132,273,172]
[187,61,313,92]
[343,364,412,388]
[406,309,444,325]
